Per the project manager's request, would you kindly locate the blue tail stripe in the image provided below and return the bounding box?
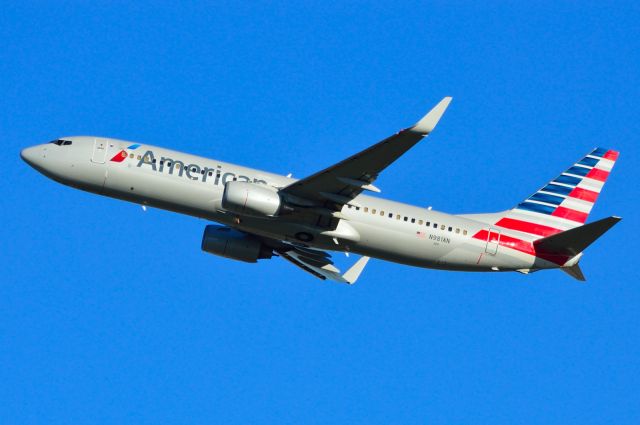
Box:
[529,192,564,205]
[591,147,608,157]
[554,175,581,186]
[516,202,556,215]
[565,166,590,177]
[541,183,573,196]
[578,157,598,167]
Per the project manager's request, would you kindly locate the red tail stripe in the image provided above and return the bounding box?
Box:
[604,150,619,161]
[552,206,588,223]
[568,187,599,203]
[586,167,609,182]
[495,218,562,237]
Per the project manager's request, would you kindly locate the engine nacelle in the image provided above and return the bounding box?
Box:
[222,181,282,217]
[201,225,273,263]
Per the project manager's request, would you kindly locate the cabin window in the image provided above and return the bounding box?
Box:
[433,223,437,228]
[372,209,376,214]
[388,213,393,218]
[441,225,445,230]
[137,155,142,160]
[455,228,460,234]
[396,214,401,220]
[380,211,384,216]
[130,153,134,158]
[411,218,416,223]
[356,207,360,211]
[448,227,453,232]
[463,230,468,235]
[364,207,368,213]
[403,217,408,222]
[208,171,213,176]
[418,220,423,225]
[426,221,430,226]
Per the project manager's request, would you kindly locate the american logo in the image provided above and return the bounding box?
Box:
[110,144,141,162]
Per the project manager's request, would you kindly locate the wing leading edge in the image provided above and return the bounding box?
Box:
[280,97,452,212]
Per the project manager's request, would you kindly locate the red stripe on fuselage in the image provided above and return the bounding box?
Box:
[494,218,562,237]
[473,230,534,256]
[472,230,570,265]
[568,187,599,203]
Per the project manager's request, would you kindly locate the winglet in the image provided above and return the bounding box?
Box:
[342,256,370,284]
[412,97,452,134]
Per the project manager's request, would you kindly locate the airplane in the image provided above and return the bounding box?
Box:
[20,97,620,284]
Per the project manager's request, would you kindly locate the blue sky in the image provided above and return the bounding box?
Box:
[2,2,639,423]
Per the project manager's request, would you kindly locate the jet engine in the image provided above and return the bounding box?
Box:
[201,225,273,263]
[222,181,282,217]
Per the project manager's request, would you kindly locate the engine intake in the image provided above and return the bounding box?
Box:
[201,225,273,263]
[222,181,282,217]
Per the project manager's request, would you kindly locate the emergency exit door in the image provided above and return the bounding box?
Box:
[485,228,500,255]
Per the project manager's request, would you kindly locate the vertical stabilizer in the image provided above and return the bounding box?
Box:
[494,148,619,238]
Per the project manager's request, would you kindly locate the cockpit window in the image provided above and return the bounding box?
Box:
[49,139,72,146]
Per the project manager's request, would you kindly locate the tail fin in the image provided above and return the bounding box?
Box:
[495,147,619,237]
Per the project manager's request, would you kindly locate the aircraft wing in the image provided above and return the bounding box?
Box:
[260,238,370,283]
[280,97,452,211]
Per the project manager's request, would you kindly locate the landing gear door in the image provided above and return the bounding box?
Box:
[485,228,500,255]
[91,138,108,164]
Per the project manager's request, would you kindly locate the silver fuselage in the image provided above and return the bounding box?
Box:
[21,136,558,273]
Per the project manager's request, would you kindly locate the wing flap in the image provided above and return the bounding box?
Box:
[279,248,370,284]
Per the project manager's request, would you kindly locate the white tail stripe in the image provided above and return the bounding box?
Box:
[579,177,604,192]
[526,199,560,208]
[595,158,615,171]
[560,197,594,213]
[507,209,579,229]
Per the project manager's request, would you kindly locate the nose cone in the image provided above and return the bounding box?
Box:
[20,146,41,167]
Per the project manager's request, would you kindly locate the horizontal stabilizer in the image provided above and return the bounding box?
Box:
[534,216,621,257]
[561,263,587,282]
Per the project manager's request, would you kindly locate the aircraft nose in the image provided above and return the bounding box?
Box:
[20,145,43,168]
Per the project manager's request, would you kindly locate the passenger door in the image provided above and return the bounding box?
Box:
[91,138,108,163]
[485,228,500,255]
